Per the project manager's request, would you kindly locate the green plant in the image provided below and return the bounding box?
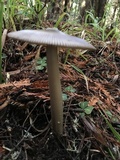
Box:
[85,10,120,41]
[54,12,69,28]
[64,49,70,64]
[36,57,47,70]
[64,85,76,93]
[0,0,3,83]
[4,0,17,30]
[62,85,76,101]
[79,101,94,116]
[3,0,46,30]
[99,110,120,159]
[62,93,68,101]
[100,110,120,142]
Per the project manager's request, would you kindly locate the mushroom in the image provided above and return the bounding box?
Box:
[8,28,95,135]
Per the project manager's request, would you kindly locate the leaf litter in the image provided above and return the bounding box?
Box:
[0,39,120,160]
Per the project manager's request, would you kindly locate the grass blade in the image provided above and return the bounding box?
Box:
[0,0,3,83]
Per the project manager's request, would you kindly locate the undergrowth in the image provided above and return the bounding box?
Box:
[0,1,120,159]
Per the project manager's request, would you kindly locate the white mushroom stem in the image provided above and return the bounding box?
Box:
[46,46,63,135]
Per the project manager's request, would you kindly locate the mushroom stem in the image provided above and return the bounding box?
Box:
[46,46,63,135]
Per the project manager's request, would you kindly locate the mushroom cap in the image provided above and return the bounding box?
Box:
[8,28,95,50]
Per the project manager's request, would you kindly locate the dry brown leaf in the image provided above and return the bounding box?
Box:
[94,81,115,107]
[73,59,87,68]
[89,96,99,106]
[0,79,31,88]
[0,97,10,110]
[24,52,36,61]
[31,80,48,89]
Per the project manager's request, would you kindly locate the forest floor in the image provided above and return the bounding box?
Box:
[0,27,120,160]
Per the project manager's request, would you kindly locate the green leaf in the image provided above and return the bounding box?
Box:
[100,110,120,142]
[84,106,94,114]
[62,93,68,101]
[36,57,47,70]
[79,101,94,115]
[80,112,85,118]
[54,12,69,28]
[0,1,3,83]
[106,120,120,141]
[36,65,44,70]
[105,110,112,118]
[79,101,88,109]
[64,86,76,93]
